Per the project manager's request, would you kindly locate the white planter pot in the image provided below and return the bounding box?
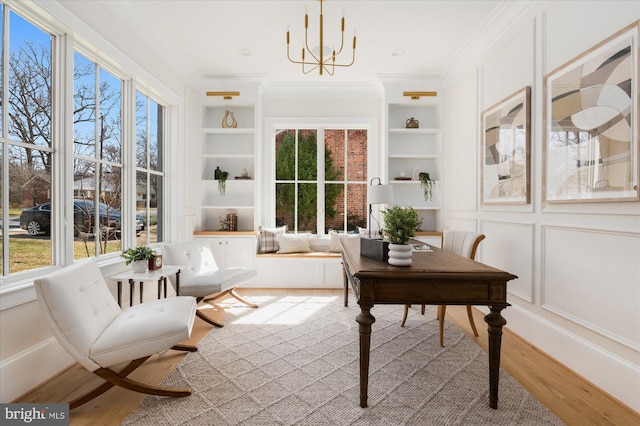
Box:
[131,260,147,273]
[388,243,412,266]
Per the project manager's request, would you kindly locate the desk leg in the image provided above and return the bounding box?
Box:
[117,281,122,307]
[175,271,181,296]
[485,305,507,409]
[139,281,144,304]
[356,303,375,408]
[157,278,162,299]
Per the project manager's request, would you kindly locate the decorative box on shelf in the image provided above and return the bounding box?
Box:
[360,238,389,261]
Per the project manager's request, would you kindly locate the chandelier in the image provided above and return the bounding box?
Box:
[286,0,356,76]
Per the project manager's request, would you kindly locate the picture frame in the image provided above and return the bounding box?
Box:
[481,86,531,205]
[543,21,639,203]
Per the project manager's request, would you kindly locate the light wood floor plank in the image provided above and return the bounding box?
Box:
[14,289,640,426]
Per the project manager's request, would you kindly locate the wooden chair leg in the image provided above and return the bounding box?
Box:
[229,289,259,308]
[421,304,426,315]
[400,304,409,327]
[438,305,446,347]
[93,367,191,397]
[69,356,191,410]
[171,344,198,352]
[466,305,479,337]
[196,309,224,328]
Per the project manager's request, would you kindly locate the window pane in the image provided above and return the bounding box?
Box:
[150,174,162,243]
[149,100,162,172]
[275,129,295,180]
[325,130,344,181]
[346,184,367,231]
[0,143,3,274]
[275,182,294,229]
[8,12,52,148]
[325,183,344,233]
[298,183,317,233]
[136,92,147,168]
[99,68,121,163]
[10,145,52,272]
[347,130,367,181]
[298,130,317,181]
[74,52,96,158]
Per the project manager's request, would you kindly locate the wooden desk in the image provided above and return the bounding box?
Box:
[109,265,182,307]
[340,238,517,409]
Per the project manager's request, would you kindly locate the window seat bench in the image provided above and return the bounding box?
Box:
[254,249,343,288]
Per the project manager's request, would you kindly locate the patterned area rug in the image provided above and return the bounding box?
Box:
[122,294,564,425]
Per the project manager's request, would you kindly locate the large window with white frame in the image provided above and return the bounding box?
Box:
[274,127,368,234]
[1,6,54,275]
[0,4,169,283]
[135,91,165,245]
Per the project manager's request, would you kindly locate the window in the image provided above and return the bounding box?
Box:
[1,8,54,275]
[0,5,170,283]
[73,52,123,258]
[274,127,367,234]
[136,92,165,245]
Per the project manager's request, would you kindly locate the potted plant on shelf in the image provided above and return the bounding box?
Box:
[218,170,228,196]
[381,205,422,266]
[121,245,154,273]
[418,172,435,201]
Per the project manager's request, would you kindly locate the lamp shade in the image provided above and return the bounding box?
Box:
[368,184,393,205]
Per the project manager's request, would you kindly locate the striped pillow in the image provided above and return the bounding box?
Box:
[258,226,287,253]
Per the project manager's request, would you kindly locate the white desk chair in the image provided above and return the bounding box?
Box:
[163,240,258,327]
[34,259,197,409]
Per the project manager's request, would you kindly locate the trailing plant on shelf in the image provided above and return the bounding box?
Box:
[120,245,154,265]
[381,205,422,245]
[418,172,435,201]
[218,170,228,196]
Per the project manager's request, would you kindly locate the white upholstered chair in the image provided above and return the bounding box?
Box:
[34,259,198,409]
[400,230,486,347]
[163,240,258,327]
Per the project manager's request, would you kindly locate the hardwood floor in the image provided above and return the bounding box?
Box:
[15,289,639,426]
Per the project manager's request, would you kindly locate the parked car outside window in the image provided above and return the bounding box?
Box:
[19,200,145,237]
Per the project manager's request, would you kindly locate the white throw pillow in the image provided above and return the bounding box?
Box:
[276,233,311,254]
[329,230,361,252]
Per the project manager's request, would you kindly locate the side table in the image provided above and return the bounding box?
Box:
[109,265,182,307]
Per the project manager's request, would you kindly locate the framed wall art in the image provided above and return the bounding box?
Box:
[544,21,639,203]
[481,86,531,205]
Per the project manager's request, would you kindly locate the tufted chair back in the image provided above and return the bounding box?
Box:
[34,259,121,372]
[163,240,219,285]
[442,230,485,260]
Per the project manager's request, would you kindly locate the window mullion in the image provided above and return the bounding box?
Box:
[317,127,325,234]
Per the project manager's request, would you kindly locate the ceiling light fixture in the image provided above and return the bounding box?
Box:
[286,0,356,76]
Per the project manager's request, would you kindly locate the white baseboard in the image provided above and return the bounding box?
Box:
[0,337,74,403]
[495,304,640,413]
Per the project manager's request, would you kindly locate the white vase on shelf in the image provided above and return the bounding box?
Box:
[388,243,412,266]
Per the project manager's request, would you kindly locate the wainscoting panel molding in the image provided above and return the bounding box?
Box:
[480,220,534,303]
[541,226,640,350]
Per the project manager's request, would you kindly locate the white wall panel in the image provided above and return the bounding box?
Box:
[542,226,640,350]
[481,20,535,109]
[481,221,534,303]
[545,1,640,73]
[444,70,479,211]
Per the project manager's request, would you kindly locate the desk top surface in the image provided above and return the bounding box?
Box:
[341,238,517,282]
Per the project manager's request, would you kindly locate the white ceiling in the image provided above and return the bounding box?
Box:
[56,0,530,85]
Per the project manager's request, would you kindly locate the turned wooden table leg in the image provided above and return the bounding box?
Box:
[357,303,375,408]
[485,305,507,409]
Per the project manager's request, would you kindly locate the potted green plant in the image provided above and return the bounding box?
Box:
[218,170,228,196]
[121,245,154,273]
[418,172,435,201]
[381,205,422,266]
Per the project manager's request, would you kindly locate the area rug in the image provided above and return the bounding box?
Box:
[122,294,564,425]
